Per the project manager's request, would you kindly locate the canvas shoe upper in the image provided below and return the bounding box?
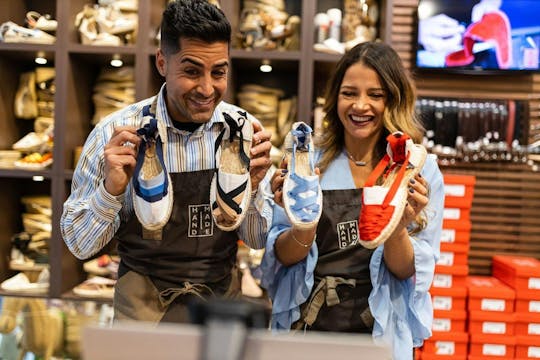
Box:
[0,21,56,44]
[210,110,253,231]
[282,122,322,230]
[132,106,173,232]
[0,268,49,294]
[358,132,427,249]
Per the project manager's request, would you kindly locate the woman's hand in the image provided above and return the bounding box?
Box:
[271,157,321,208]
[270,158,288,208]
[249,121,273,190]
[401,173,429,227]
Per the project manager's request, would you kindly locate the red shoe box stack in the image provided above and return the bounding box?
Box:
[467,276,516,359]
[492,255,540,360]
[421,175,476,359]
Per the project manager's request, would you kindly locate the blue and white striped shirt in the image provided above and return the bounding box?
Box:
[61,85,270,260]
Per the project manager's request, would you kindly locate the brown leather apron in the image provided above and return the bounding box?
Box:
[113,169,242,324]
[294,188,375,333]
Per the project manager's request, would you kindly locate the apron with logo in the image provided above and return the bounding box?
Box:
[294,188,375,333]
[113,167,242,324]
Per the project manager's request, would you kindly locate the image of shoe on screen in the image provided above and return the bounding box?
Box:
[417,0,508,69]
[260,42,444,360]
[61,0,273,324]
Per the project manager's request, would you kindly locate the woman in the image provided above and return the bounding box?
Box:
[260,41,444,359]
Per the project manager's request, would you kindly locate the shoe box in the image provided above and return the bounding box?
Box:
[440,220,471,244]
[422,353,466,360]
[432,264,469,289]
[422,331,469,357]
[438,242,469,266]
[432,309,467,333]
[515,335,540,359]
[492,255,540,296]
[443,174,476,204]
[431,286,467,311]
[469,333,515,358]
[515,289,540,313]
[515,312,540,336]
[443,196,471,223]
[467,276,515,313]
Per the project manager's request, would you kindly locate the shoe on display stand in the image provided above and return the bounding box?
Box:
[14,71,39,120]
[358,132,427,249]
[210,110,253,231]
[282,122,322,230]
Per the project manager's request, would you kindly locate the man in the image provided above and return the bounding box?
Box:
[61,0,273,323]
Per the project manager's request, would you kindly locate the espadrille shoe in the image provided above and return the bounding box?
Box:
[282,122,322,229]
[358,132,427,249]
[210,110,253,231]
[132,109,173,232]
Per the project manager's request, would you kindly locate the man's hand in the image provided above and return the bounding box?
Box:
[103,126,141,196]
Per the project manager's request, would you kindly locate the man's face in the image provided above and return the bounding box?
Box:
[156,38,229,123]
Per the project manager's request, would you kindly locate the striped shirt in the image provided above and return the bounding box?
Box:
[61,85,270,260]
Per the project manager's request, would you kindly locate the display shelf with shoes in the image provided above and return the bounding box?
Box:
[228,58,299,144]
[0,2,57,45]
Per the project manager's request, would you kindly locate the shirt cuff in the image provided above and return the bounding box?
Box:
[89,181,125,223]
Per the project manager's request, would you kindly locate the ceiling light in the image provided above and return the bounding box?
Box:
[259,59,272,73]
[35,51,47,65]
[110,54,123,67]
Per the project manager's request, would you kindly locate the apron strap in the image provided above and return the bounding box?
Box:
[302,276,356,327]
[158,282,215,308]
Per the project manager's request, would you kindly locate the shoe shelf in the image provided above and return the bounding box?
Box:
[230,49,302,61]
[67,43,137,54]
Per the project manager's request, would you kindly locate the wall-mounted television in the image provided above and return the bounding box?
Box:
[415,0,540,74]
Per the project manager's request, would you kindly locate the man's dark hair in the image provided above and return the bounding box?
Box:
[160,0,231,55]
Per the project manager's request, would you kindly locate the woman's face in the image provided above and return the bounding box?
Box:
[337,62,387,146]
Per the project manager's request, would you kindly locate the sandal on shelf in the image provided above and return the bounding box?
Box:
[358,131,427,249]
[0,268,49,294]
[83,254,119,278]
[73,276,115,298]
[282,122,322,230]
[26,11,58,33]
[0,21,56,44]
[210,110,253,231]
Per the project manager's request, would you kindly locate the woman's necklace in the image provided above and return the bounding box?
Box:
[344,148,373,167]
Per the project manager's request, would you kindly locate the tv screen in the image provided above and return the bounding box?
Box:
[416,0,540,73]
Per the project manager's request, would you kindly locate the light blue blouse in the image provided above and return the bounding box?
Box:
[260,151,444,360]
